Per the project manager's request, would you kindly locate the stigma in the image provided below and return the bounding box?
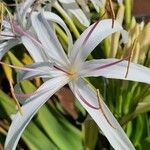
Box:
[68,68,78,80]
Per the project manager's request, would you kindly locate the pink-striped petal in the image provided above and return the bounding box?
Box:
[80,58,150,84]
[69,78,135,150]
[4,75,69,150]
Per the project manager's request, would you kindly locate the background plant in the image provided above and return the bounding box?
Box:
[0,0,150,150]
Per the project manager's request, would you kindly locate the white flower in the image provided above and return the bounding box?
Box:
[4,12,150,150]
[0,0,73,63]
[56,0,123,27]
[0,0,40,61]
[0,1,45,61]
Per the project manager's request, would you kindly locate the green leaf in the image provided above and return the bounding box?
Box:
[22,122,57,150]
[83,120,98,150]
[131,115,144,146]
[36,105,82,150]
[136,136,150,150]
[0,90,16,116]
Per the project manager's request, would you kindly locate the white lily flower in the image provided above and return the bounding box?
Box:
[56,0,123,27]
[4,12,150,150]
[56,0,90,27]
[0,0,41,61]
[0,0,74,63]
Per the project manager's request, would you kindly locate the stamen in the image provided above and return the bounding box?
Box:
[9,80,23,115]
[15,88,50,104]
[1,2,15,34]
[5,3,17,7]
[54,64,72,75]
[125,39,137,78]
[0,61,46,72]
[108,0,115,28]
[12,22,45,49]
[15,92,34,98]
[0,33,16,38]
[96,89,115,128]
[76,88,100,110]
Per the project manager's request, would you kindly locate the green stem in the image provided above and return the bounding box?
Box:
[99,6,110,57]
[120,112,134,125]
[0,127,7,135]
[124,0,132,29]
[55,24,68,46]
[103,38,110,58]
[121,101,150,125]
[109,4,125,57]
[53,1,80,38]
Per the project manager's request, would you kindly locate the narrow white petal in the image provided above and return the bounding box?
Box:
[1,20,11,29]
[58,0,90,27]
[17,62,65,81]
[121,30,128,43]
[81,58,150,84]
[0,31,15,40]
[0,21,14,40]
[69,79,135,150]
[31,12,70,67]
[117,0,123,4]
[90,0,105,12]
[21,36,46,62]
[69,19,125,67]
[0,40,20,60]
[43,11,73,53]
[76,0,90,15]
[4,76,69,150]
[0,25,15,41]
[18,0,35,26]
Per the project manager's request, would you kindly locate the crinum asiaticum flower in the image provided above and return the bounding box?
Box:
[0,0,72,63]
[4,12,150,150]
[0,0,44,61]
[55,0,123,27]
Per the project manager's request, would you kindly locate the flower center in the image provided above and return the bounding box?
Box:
[53,64,78,80]
[68,68,78,80]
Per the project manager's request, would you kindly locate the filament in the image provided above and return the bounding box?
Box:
[125,39,137,78]
[9,80,23,115]
[96,89,115,128]
[76,88,100,110]
[108,0,115,28]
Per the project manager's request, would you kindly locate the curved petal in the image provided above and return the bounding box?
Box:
[0,32,15,40]
[58,0,90,27]
[0,21,14,40]
[117,0,123,4]
[69,78,135,150]
[4,76,69,150]
[17,62,66,82]
[43,11,73,53]
[31,12,70,67]
[21,36,47,62]
[0,40,20,60]
[69,19,127,67]
[90,0,105,12]
[17,0,35,26]
[80,58,150,84]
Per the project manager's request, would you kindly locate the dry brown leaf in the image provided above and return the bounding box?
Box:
[55,87,78,119]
